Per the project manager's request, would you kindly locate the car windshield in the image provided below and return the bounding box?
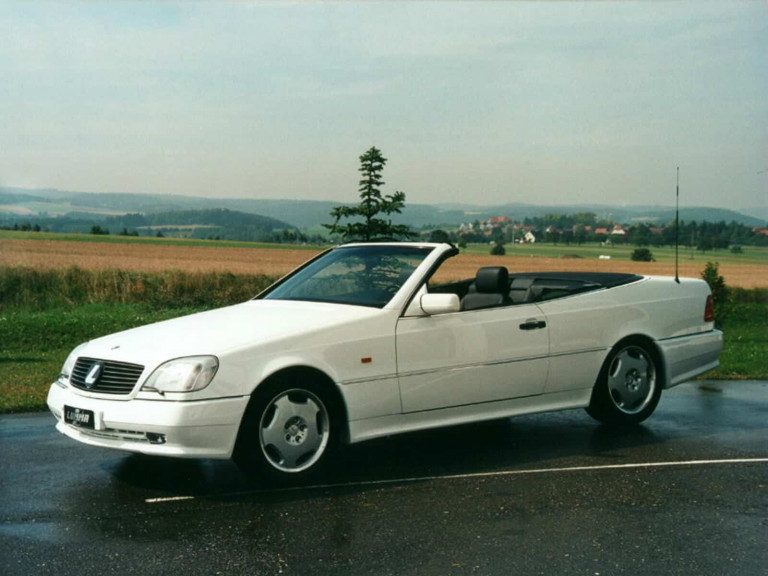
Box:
[262,245,434,308]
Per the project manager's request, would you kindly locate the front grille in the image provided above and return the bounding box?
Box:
[70,357,144,395]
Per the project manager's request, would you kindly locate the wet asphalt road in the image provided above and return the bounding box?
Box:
[1,381,767,576]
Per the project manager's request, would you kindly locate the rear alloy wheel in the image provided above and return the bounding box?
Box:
[587,342,661,425]
[234,379,337,483]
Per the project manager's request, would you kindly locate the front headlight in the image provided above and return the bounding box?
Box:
[141,356,219,393]
[57,343,88,387]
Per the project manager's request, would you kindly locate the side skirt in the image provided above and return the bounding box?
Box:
[347,388,593,444]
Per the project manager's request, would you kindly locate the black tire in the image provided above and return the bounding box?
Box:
[233,374,340,484]
[586,340,662,425]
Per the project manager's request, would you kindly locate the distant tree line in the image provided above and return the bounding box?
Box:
[5,222,45,232]
[3,206,766,250]
[0,208,326,244]
[521,214,766,248]
[437,212,767,251]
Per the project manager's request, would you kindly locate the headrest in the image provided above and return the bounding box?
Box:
[475,267,509,293]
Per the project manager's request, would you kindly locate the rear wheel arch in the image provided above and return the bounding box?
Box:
[587,334,664,425]
[608,334,666,387]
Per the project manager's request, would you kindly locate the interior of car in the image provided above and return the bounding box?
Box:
[428,267,642,311]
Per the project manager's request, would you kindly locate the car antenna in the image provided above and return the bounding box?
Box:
[674,166,680,284]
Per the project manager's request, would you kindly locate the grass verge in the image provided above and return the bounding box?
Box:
[705,299,768,380]
[1,287,765,414]
[0,303,207,413]
[0,266,275,412]
[0,266,276,309]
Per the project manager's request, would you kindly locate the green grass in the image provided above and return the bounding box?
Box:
[0,229,326,251]
[1,266,277,309]
[706,300,768,380]
[0,265,279,412]
[0,303,207,413]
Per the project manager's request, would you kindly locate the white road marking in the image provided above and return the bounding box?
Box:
[143,457,768,504]
[145,495,195,503]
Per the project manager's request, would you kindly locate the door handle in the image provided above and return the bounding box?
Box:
[519,319,547,330]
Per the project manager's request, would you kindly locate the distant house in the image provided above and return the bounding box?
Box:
[594,227,609,236]
[476,216,512,237]
[753,227,768,237]
[610,225,626,236]
[524,231,536,243]
[479,216,511,232]
[488,216,511,226]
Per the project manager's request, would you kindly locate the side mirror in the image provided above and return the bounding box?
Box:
[420,293,460,315]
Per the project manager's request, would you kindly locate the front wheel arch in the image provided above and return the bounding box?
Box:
[254,366,349,438]
[233,366,348,482]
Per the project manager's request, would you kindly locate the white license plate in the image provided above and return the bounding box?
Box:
[64,405,94,429]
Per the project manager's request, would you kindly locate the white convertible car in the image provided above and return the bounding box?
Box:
[48,242,723,481]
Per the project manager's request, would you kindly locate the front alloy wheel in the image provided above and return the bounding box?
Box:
[234,378,338,483]
[259,389,330,473]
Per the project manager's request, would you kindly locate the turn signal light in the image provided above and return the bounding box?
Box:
[704,295,715,322]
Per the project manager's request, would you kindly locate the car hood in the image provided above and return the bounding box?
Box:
[80,299,382,368]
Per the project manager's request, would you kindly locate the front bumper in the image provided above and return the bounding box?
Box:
[47,384,250,459]
[657,329,724,388]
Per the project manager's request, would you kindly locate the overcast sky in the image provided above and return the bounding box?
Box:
[2,1,766,209]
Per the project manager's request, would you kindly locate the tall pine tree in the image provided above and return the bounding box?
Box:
[325,146,412,241]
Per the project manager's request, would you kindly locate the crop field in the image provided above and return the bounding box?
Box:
[431,252,768,288]
[2,231,768,287]
[0,237,317,277]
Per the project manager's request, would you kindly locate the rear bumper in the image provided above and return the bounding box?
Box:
[657,330,723,388]
[47,383,250,459]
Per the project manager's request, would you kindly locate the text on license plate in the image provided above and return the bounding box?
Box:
[64,406,95,429]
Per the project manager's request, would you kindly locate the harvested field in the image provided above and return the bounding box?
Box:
[0,239,316,276]
[2,238,767,288]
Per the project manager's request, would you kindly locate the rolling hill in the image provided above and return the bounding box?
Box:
[1,187,764,230]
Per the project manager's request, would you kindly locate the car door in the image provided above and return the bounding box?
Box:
[395,302,550,413]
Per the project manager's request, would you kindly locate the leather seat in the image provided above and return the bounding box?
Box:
[460,267,511,311]
[509,277,535,304]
